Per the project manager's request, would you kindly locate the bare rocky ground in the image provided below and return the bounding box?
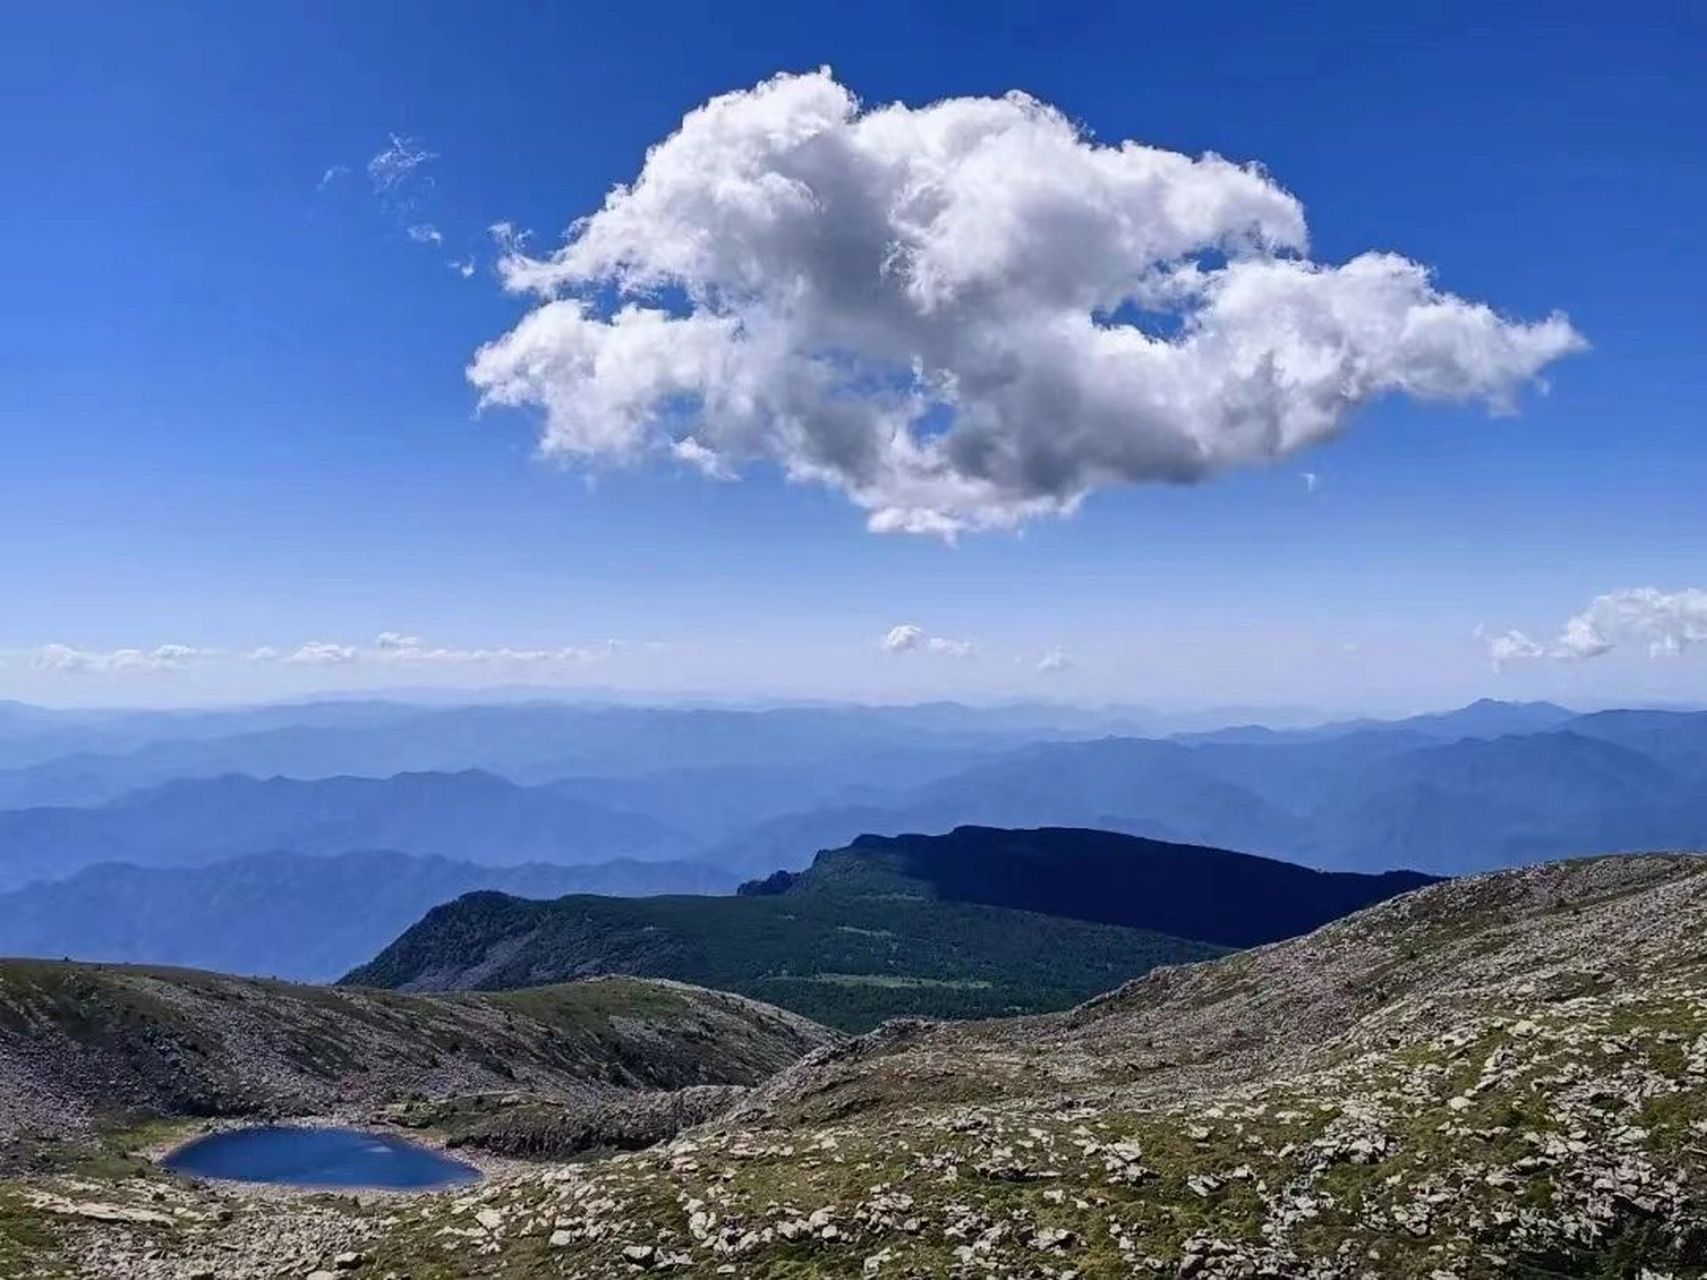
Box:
[0,965,830,1153]
[0,966,832,1277]
[3,853,1705,1277]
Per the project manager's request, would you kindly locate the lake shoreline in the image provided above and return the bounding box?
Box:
[141,1113,533,1201]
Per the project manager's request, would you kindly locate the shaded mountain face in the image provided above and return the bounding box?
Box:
[343,834,1236,1031]
[740,826,1437,947]
[0,850,734,981]
[0,962,832,1147]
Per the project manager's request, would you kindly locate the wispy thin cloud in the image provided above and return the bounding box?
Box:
[671,437,734,479]
[255,633,619,668]
[488,221,530,253]
[32,643,208,674]
[278,641,360,667]
[368,134,437,195]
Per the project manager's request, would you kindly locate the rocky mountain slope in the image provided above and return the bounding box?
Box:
[4,853,1705,1278]
[477,851,1698,1278]
[0,961,831,1155]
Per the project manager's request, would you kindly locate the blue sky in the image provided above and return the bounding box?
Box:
[3,2,1704,710]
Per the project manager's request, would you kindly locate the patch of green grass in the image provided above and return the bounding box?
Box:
[345,870,1229,1032]
[0,1188,58,1266]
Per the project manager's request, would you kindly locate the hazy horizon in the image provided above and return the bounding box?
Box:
[5,646,1706,716]
[6,682,1702,728]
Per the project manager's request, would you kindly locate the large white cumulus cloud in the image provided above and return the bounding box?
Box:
[470,69,1584,535]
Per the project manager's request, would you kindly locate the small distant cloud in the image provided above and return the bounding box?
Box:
[318,164,350,190]
[671,437,734,479]
[1036,647,1070,674]
[1303,471,1320,494]
[25,635,620,675]
[249,633,619,669]
[1482,587,1707,669]
[880,624,972,658]
[406,223,443,245]
[282,640,360,667]
[33,643,206,673]
[1474,626,1546,672]
[881,624,923,653]
[369,633,617,665]
[449,259,476,278]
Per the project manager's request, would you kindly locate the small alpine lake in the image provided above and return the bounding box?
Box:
[160,1125,481,1191]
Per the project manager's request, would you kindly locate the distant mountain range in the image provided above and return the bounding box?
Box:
[8,697,1680,890]
[4,696,1707,980]
[0,850,733,981]
[0,700,1088,809]
[1175,697,1581,744]
[0,769,693,890]
[345,827,1428,1029]
[704,702,1707,877]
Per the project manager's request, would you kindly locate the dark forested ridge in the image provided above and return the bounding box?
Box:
[341,832,1244,1031]
[345,825,1434,1029]
[343,888,1225,1032]
[740,826,1438,947]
